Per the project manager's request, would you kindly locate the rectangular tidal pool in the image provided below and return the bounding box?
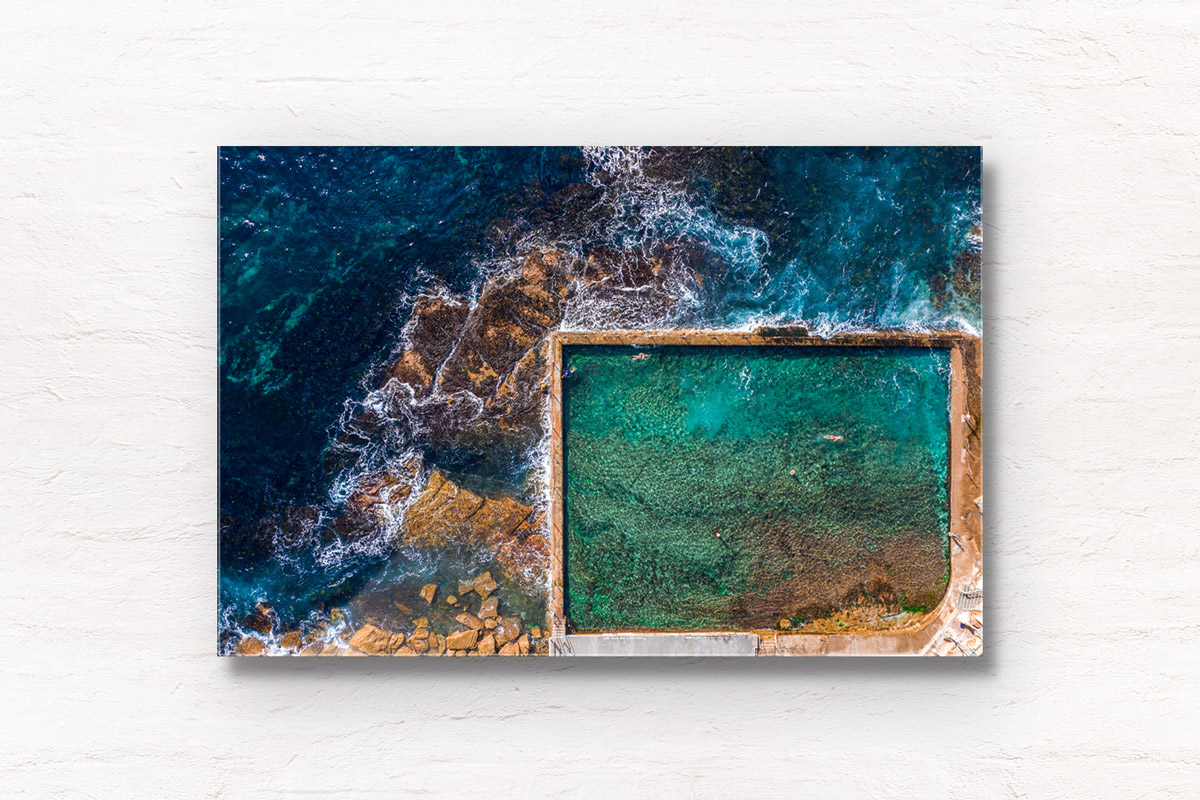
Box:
[561,344,951,632]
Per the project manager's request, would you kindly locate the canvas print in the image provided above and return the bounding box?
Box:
[220,147,982,657]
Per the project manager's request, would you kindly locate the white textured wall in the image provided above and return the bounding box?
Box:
[4,2,1198,797]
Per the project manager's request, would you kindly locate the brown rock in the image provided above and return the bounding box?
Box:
[446,595,458,605]
[494,530,550,587]
[419,583,437,605]
[531,627,542,639]
[345,458,422,517]
[474,571,499,598]
[434,633,447,654]
[386,293,471,395]
[279,631,303,652]
[482,340,557,438]
[409,627,430,641]
[445,629,480,651]
[952,246,982,304]
[477,632,497,656]
[392,600,413,616]
[437,250,577,398]
[408,636,430,654]
[494,616,521,645]
[454,650,466,657]
[236,637,265,656]
[779,618,792,630]
[393,646,419,657]
[347,624,406,656]
[484,618,498,630]
[570,242,684,327]
[478,596,500,619]
[299,641,325,656]
[498,642,520,656]
[517,634,530,655]
[413,617,429,628]
[386,472,550,596]
[400,472,534,552]
[241,603,276,635]
[455,612,484,630]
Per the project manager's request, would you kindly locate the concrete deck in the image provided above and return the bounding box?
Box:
[547,327,983,657]
[552,633,760,657]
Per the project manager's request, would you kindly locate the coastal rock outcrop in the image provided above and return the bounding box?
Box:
[386,294,470,395]
[336,459,550,594]
[399,470,533,550]
[952,246,982,304]
[436,249,578,399]
[565,239,714,330]
[344,457,422,516]
[227,568,550,657]
[931,224,982,309]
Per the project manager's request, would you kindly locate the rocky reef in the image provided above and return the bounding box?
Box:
[931,222,982,310]
[229,571,547,657]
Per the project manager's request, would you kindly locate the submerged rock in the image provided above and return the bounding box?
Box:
[346,458,422,515]
[455,612,484,631]
[952,246,982,304]
[494,527,550,588]
[333,456,423,543]
[241,603,277,635]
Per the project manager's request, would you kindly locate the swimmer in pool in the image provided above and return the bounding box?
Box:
[632,353,651,361]
[823,434,844,442]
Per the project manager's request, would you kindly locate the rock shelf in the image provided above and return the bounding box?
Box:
[230,571,548,657]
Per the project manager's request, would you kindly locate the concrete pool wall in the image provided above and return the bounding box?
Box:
[547,328,982,657]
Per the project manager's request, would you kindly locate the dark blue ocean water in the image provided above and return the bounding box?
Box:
[218,146,980,638]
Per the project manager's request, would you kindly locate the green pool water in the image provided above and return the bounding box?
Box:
[562,345,951,631]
